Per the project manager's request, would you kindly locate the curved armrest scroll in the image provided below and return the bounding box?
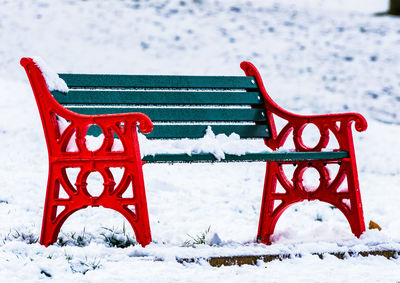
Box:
[92,113,153,134]
[307,112,367,133]
[241,61,367,152]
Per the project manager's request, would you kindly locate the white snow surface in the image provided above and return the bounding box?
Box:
[139,127,267,159]
[32,56,69,93]
[64,123,270,158]
[1,0,400,281]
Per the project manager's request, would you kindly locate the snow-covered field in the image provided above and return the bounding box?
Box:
[1,0,400,281]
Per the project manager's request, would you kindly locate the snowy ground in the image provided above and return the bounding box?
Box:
[1,0,400,281]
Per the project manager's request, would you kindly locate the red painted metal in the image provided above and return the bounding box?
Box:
[241,61,367,244]
[21,57,153,247]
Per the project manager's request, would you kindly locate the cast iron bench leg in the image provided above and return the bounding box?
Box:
[257,159,365,244]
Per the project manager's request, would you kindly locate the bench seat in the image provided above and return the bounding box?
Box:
[141,151,349,163]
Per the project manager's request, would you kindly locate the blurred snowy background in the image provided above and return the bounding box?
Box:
[1,0,400,281]
[2,0,400,123]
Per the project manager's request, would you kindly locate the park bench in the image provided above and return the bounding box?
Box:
[21,57,367,247]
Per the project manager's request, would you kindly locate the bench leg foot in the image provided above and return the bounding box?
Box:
[101,165,152,247]
[40,164,152,247]
[257,160,365,244]
[40,170,81,247]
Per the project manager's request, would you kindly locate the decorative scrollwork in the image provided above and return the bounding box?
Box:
[243,61,366,244]
[21,57,152,247]
[240,61,367,153]
[258,159,365,244]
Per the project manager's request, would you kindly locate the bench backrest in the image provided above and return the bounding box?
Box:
[51,74,271,140]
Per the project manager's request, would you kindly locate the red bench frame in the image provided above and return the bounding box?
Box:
[22,57,367,247]
[241,62,367,243]
[21,58,153,247]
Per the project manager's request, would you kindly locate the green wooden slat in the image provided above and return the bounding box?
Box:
[145,124,270,139]
[52,90,263,105]
[86,124,270,139]
[67,107,267,122]
[142,151,350,163]
[58,74,258,89]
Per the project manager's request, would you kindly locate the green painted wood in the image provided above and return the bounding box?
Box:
[67,107,267,122]
[52,90,263,105]
[145,124,270,139]
[86,124,270,139]
[142,151,350,163]
[54,73,350,166]
[59,74,258,89]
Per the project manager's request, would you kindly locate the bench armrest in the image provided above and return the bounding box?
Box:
[58,112,153,155]
[269,111,367,153]
[21,57,153,154]
[306,112,367,133]
[92,112,153,135]
[241,61,367,152]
